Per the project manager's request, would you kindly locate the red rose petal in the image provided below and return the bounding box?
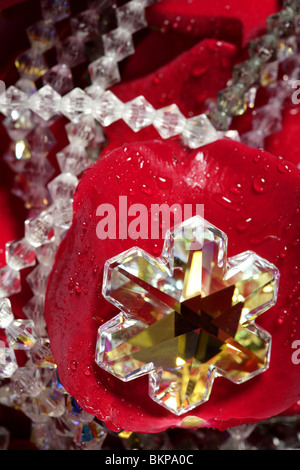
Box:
[104,38,237,154]
[147,0,279,46]
[45,138,300,433]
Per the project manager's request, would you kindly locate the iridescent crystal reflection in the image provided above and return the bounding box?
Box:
[95,216,279,415]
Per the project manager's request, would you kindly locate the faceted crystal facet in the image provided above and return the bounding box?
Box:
[60,88,92,123]
[3,110,35,141]
[1,86,28,117]
[65,115,98,147]
[6,238,36,270]
[30,338,55,368]
[0,349,18,379]
[92,90,124,126]
[89,55,121,89]
[26,124,56,157]
[25,212,55,247]
[15,49,48,80]
[56,36,86,67]
[123,96,155,132]
[0,266,21,298]
[71,9,100,41]
[73,421,107,450]
[56,144,90,176]
[0,298,14,329]
[11,367,44,397]
[153,104,186,139]
[267,8,295,38]
[26,264,52,297]
[29,85,61,122]
[116,1,147,33]
[6,319,37,350]
[27,20,57,51]
[102,27,135,62]
[96,216,279,415]
[181,114,218,149]
[217,84,250,116]
[43,64,74,96]
[40,0,71,22]
[47,173,79,202]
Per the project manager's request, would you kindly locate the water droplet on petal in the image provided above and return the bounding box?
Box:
[140,184,153,196]
[236,218,252,232]
[253,175,268,193]
[277,161,291,174]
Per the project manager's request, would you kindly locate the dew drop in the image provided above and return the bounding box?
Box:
[84,367,91,377]
[75,282,82,294]
[253,175,268,193]
[140,184,153,196]
[156,176,172,190]
[214,194,240,211]
[277,161,291,174]
[71,360,78,371]
[236,217,252,232]
[229,182,243,194]
[279,246,288,259]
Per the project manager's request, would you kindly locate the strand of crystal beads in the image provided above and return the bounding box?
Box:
[205,0,300,148]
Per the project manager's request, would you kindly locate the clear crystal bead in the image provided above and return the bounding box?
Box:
[42,64,74,96]
[249,34,277,63]
[60,88,92,123]
[29,84,61,121]
[267,7,295,38]
[102,27,134,62]
[276,35,298,61]
[233,57,262,88]
[5,238,36,270]
[73,421,107,450]
[56,36,86,67]
[51,199,74,230]
[48,173,79,202]
[89,55,121,89]
[0,349,18,379]
[92,90,124,126]
[26,124,56,157]
[27,20,57,51]
[15,49,48,80]
[35,242,58,267]
[40,0,71,22]
[11,367,44,397]
[217,129,240,142]
[23,295,46,336]
[26,264,52,296]
[25,212,55,247]
[23,156,55,185]
[30,338,55,368]
[260,60,279,86]
[1,86,28,117]
[56,144,90,175]
[153,104,186,139]
[3,109,35,141]
[0,298,14,329]
[0,266,21,298]
[181,113,218,148]
[21,388,66,422]
[16,78,37,96]
[6,319,37,350]
[217,84,255,116]
[116,0,147,33]
[65,115,98,147]
[71,9,100,41]
[122,95,155,132]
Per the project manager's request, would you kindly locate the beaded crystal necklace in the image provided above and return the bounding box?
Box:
[0,0,299,450]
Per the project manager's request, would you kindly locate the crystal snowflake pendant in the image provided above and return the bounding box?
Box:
[96,216,280,415]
